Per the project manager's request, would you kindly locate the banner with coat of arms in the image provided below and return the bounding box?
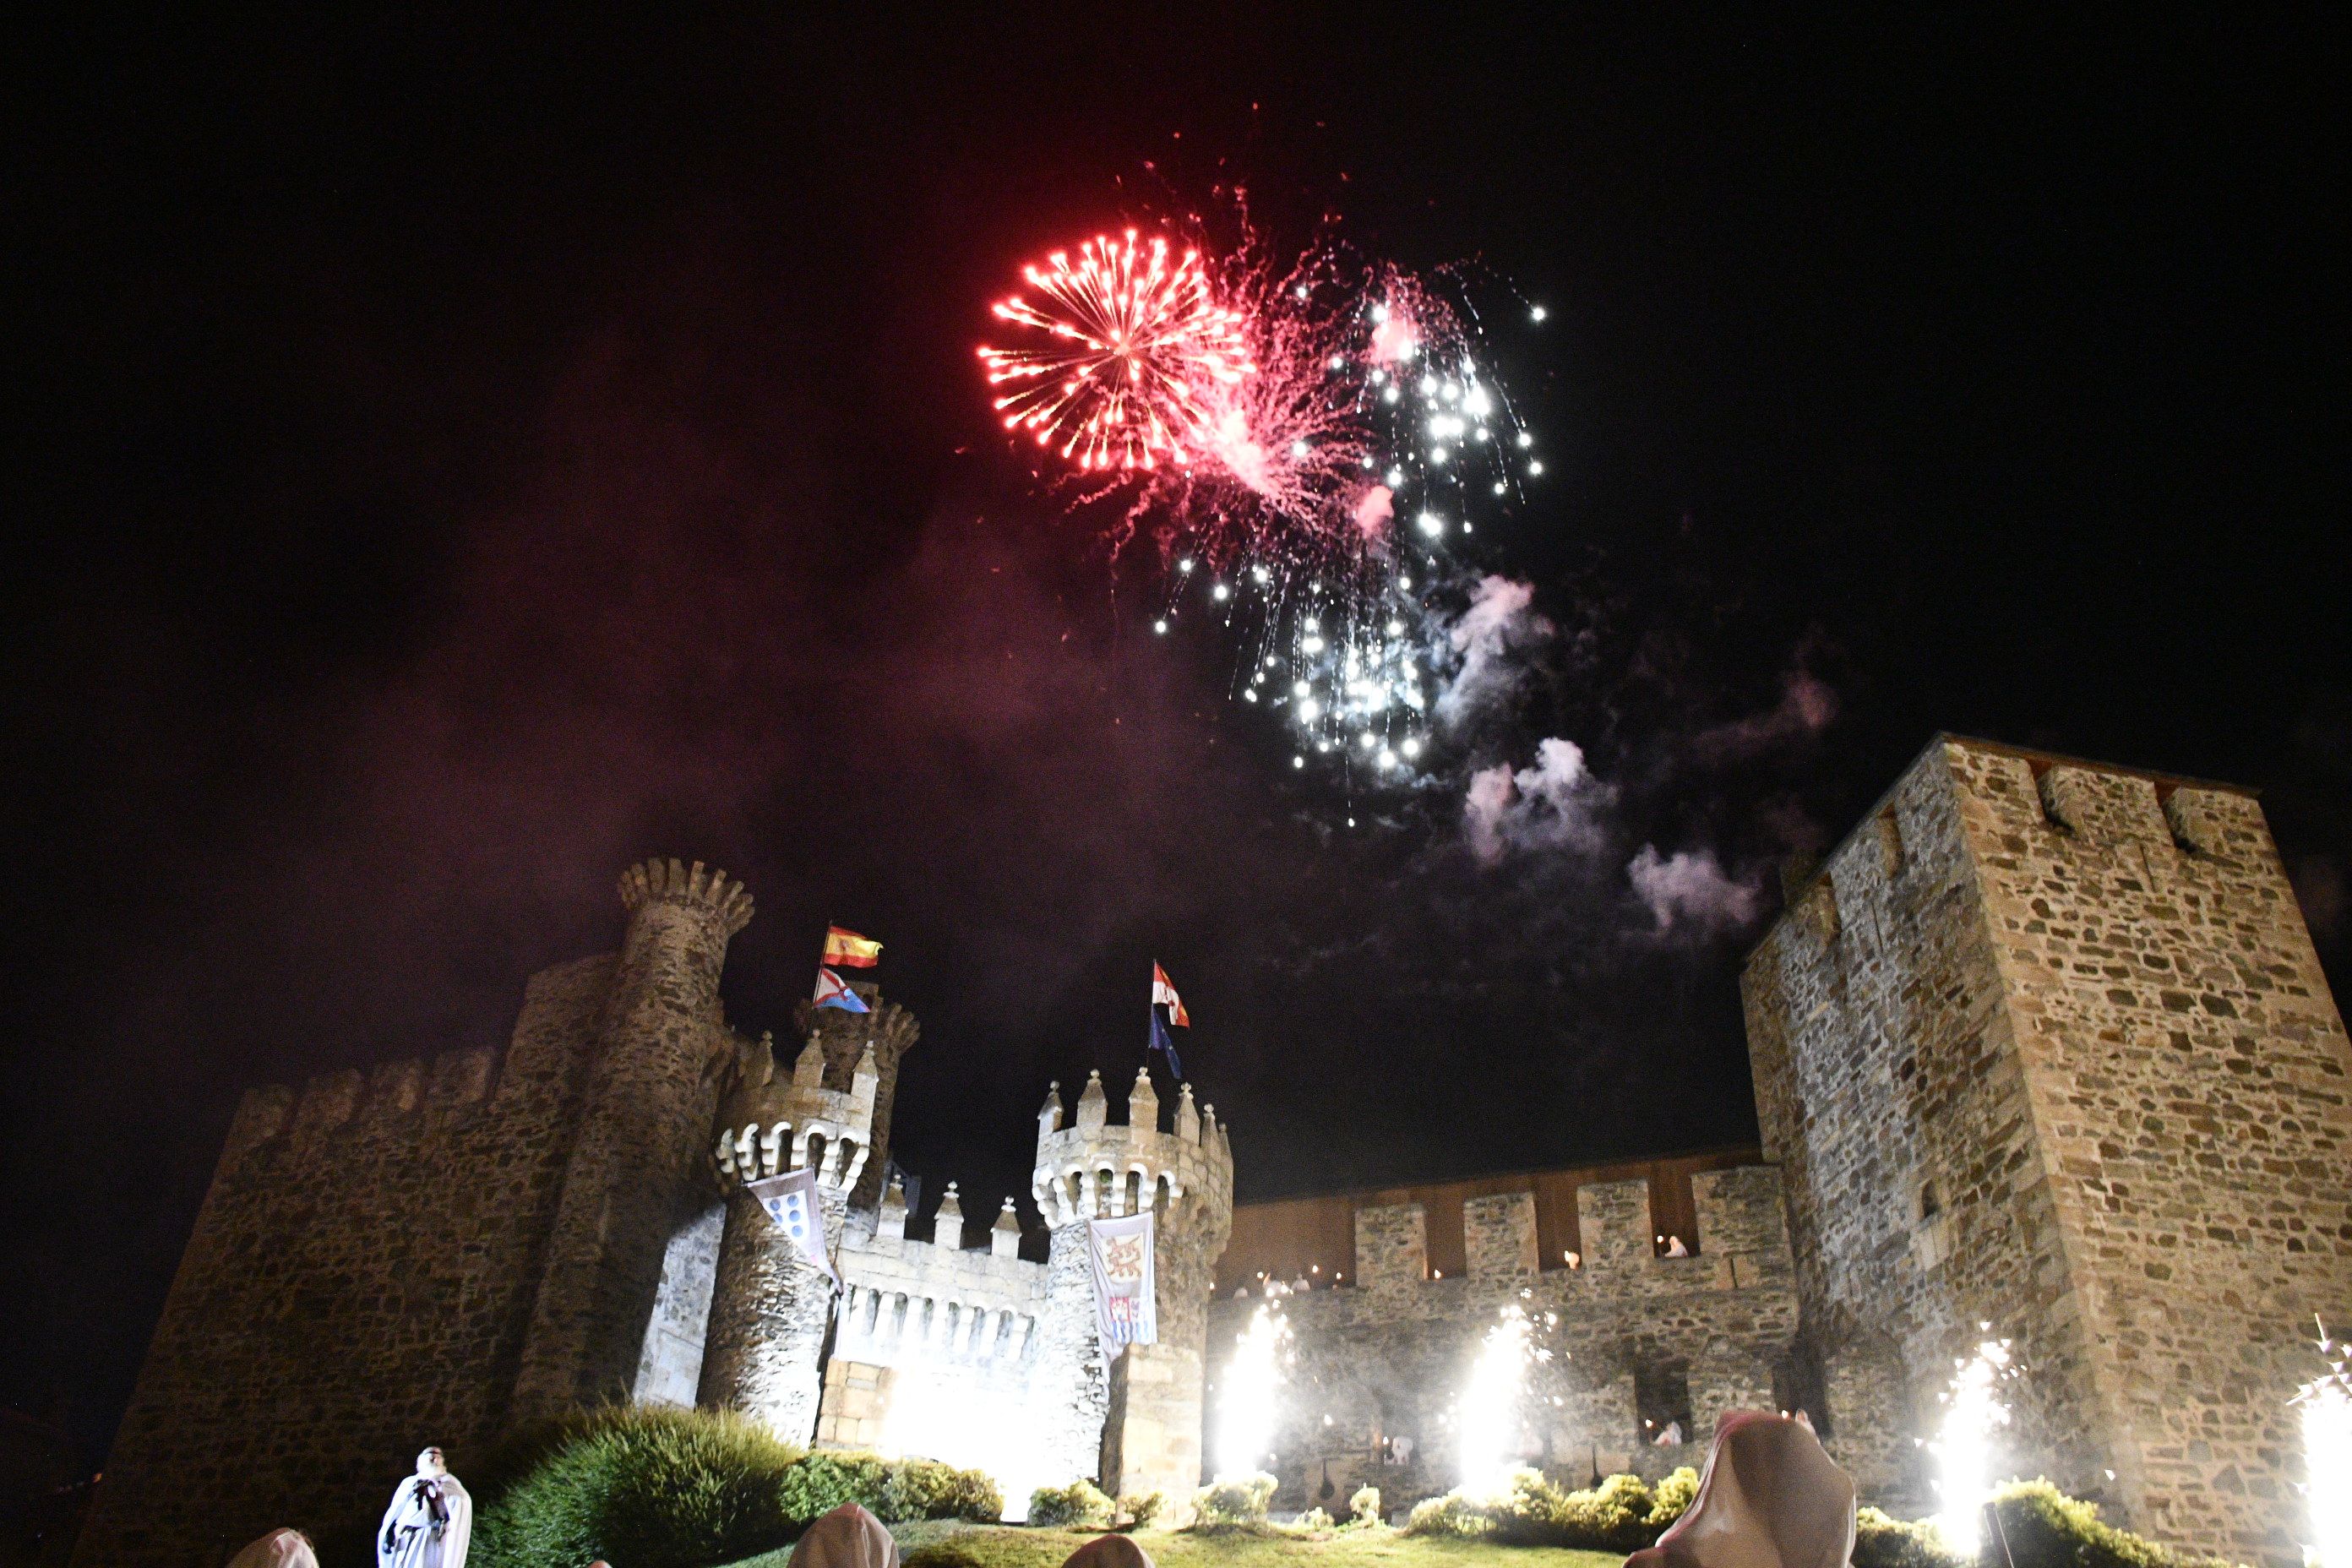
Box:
[1086,1211,1157,1357]
[749,1168,840,1286]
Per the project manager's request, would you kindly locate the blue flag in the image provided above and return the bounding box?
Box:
[1149,1005,1184,1079]
[814,966,869,1013]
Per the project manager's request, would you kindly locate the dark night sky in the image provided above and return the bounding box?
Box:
[3,13,2344,1458]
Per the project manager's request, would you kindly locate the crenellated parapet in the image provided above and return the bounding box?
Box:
[618,856,754,935]
[1030,1067,1233,1227]
[712,1030,879,1195]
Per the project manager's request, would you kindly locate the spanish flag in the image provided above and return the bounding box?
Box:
[822,925,882,968]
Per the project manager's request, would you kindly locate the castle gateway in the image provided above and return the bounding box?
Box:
[79,737,2351,1568]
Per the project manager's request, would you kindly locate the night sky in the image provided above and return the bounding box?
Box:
[5,14,2344,1461]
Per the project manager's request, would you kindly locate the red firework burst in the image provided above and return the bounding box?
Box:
[978,230,1253,471]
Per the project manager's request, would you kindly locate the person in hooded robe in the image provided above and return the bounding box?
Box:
[792,1502,899,1568]
[226,1528,318,1568]
[378,1446,471,1568]
[1624,1411,1855,1568]
[1061,1533,1156,1568]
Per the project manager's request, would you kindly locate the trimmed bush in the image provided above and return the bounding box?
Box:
[1988,1479,2233,1568]
[1649,1466,1700,1527]
[1192,1472,1277,1527]
[1403,1466,1699,1551]
[1298,1507,1335,1533]
[1118,1490,1164,1528]
[471,1406,999,1568]
[1028,1479,1115,1529]
[1854,1506,1962,1568]
[1404,1493,1494,1538]
[472,1406,807,1568]
[1347,1485,1383,1527]
[903,1545,988,1568]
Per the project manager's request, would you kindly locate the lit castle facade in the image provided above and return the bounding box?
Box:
[78,737,2352,1568]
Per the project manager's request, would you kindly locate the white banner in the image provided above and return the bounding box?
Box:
[749,1168,839,1285]
[1086,1211,1157,1357]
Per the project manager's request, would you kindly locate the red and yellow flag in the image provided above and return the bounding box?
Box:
[822,925,882,968]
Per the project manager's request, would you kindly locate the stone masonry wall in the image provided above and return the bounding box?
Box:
[1746,736,2352,1565]
[73,956,618,1567]
[1207,1165,1798,1514]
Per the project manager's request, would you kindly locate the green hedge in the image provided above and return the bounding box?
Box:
[470,1406,1001,1568]
[1026,1478,1114,1529]
[1407,1467,1698,1550]
[1193,1472,1278,1527]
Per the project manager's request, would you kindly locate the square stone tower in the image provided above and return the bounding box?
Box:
[1743,736,2351,1566]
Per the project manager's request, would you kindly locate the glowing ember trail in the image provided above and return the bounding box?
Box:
[1930,1338,2017,1556]
[2296,1322,2352,1568]
[1212,1303,1293,1480]
[1456,1305,1544,1500]
[980,216,1544,784]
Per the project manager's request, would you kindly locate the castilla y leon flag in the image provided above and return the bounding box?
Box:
[813,966,870,1014]
[1086,1211,1157,1357]
[748,1168,839,1285]
[1152,963,1189,1026]
[822,925,882,968]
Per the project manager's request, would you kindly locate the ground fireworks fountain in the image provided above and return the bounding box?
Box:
[1456,1305,1545,1500]
[1930,1338,2017,1556]
[1212,1303,1293,1480]
[2296,1322,2352,1568]
[980,218,1541,781]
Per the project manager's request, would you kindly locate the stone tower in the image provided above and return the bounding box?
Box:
[698,997,916,1440]
[1743,737,2352,1566]
[1032,1066,1235,1509]
[511,858,754,1420]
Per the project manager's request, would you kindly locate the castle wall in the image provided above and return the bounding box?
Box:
[1745,736,2352,1565]
[1206,1163,1799,1514]
[73,955,618,1567]
[635,1200,725,1406]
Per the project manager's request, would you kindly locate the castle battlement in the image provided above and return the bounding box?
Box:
[836,1179,1049,1375]
[1341,1163,1793,1295]
[223,1041,503,1160]
[618,856,754,933]
[713,1030,879,1194]
[1031,1067,1233,1224]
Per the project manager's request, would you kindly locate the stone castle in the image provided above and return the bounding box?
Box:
[77,737,2349,1566]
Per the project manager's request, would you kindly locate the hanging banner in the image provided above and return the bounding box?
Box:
[1087,1211,1157,1357]
[749,1168,840,1286]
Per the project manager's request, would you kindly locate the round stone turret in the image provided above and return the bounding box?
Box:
[1030,1064,1236,1512]
[511,859,753,1422]
[699,1003,908,1440]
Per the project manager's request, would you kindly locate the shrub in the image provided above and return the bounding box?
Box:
[881,1459,1004,1525]
[472,1406,807,1568]
[1192,1473,1278,1527]
[1298,1507,1335,1533]
[1347,1485,1382,1527]
[1649,1466,1700,1527]
[1988,1479,2213,1568]
[1118,1490,1164,1529]
[1853,1506,1962,1568]
[1028,1479,1115,1529]
[903,1545,989,1568]
[471,1407,1000,1568]
[1406,1466,1697,1551]
[1404,1493,1494,1538]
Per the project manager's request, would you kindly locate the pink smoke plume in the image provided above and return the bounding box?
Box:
[1464,738,1614,864]
[1440,574,1551,722]
[1626,845,1760,933]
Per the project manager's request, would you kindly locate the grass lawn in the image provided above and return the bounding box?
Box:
[722,1522,1623,1568]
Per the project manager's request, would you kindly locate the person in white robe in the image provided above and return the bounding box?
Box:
[378,1446,471,1568]
[792,1503,899,1568]
[226,1528,318,1568]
